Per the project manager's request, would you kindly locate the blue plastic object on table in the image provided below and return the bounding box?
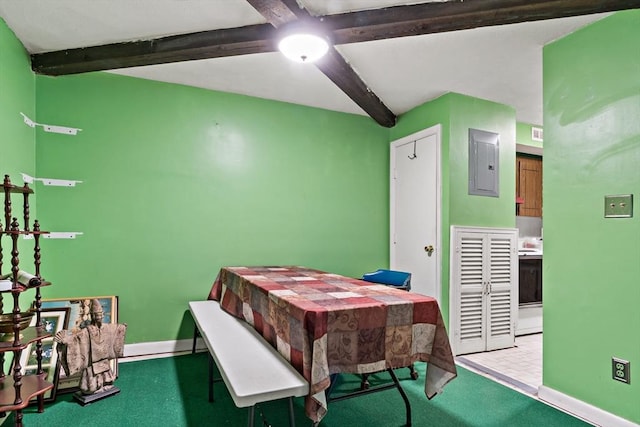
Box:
[361,269,411,291]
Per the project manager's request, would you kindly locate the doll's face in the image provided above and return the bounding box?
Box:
[91,306,104,326]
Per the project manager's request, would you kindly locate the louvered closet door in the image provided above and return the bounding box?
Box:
[455,232,487,355]
[451,226,517,355]
[486,233,517,351]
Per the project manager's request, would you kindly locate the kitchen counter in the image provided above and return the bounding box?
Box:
[518,248,542,259]
[519,254,542,260]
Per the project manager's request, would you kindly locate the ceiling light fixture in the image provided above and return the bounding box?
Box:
[277,21,330,63]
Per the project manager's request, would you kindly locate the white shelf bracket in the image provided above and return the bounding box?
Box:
[20,112,82,135]
[23,232,83,240]
[21,173,82,187]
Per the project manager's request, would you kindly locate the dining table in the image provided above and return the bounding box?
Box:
[209,266,457,423]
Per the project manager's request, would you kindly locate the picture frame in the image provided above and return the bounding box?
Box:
[19,307,70,403]
[39,296,119,394]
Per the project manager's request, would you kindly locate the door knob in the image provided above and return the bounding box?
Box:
[424,245,434,256]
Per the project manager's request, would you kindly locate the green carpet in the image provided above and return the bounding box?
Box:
[7,353,590,426]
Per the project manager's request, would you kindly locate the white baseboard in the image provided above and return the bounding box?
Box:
[538,385,638,427]
[122,338,206,362]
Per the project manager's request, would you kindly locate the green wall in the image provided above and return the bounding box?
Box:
[32,72,390,343]
[0,19,37,323]
[516,121,543,148]
[0,18,35,183]
[543,10,640,423]
[390,92,516,323]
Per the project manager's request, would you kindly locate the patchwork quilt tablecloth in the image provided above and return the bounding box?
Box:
[209,266,457,422]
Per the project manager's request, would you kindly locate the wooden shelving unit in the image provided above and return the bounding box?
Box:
[0,175,53,426]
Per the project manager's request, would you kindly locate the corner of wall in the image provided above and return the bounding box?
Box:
[0,18,36,179]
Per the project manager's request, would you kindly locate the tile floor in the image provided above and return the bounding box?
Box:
[456,333,542,397]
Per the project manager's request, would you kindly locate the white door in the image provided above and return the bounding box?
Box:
[390,125,441,301]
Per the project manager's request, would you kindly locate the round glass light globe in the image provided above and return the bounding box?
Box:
[278,33,329,63]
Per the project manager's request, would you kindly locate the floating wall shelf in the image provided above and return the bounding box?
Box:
[21,174,82,187]
[23,232,83,240]
[20,112,82,135]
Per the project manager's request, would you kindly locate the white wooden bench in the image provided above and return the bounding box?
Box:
[189,301,309,427]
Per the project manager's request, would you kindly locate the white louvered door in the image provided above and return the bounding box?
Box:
[455,232,486,354]
[486,234,517,350]
[451,226,518,355]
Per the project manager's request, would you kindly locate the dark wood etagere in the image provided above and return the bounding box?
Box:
[0,175,53,426]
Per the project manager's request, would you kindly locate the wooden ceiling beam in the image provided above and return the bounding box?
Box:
[325,0,640,44]
[244,0,305,25]
[31,24,278,75]
[314,49,396,127]
[245,0,397,127]
[31,0,640,76]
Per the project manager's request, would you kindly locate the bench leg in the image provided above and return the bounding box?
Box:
[288,397,296,427]
[208,354,214,402]
[247,406,255,427]
[192,325,200,354]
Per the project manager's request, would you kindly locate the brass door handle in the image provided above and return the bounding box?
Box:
[424,245,434,256]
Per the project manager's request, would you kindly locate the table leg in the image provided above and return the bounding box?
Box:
[408,363,418,380]
[326,370,412,427]
[324,373,339,399]
[388,369,411,427]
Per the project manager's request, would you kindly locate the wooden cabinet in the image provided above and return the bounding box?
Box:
[516,154,542,217]
[450,226,518,355]
[0,175,53,425]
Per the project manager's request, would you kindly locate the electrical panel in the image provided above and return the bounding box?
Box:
[469,128,500,197]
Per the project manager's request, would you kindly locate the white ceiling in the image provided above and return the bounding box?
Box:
[0,0,610,125]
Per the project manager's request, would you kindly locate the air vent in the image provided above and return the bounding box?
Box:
[531,127,543,142]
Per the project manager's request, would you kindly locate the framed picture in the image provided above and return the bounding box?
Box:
[40,296,119,394]
[19,307,70,403]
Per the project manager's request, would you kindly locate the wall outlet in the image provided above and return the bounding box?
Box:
[612,357,630,384]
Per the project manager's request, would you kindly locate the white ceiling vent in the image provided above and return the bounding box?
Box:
[531,126,543,142]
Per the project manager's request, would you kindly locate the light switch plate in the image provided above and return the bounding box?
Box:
[604,194,633,218]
